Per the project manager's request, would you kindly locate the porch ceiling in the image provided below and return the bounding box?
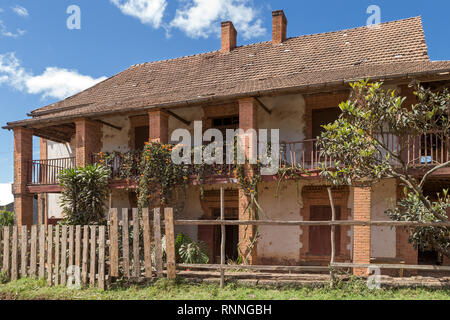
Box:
[32,123,75,143]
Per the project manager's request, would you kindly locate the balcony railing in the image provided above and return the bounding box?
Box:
[28,157,76,185]
[26,133,448,186]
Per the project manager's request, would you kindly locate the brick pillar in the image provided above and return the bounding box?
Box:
[75,119,102,167]
[38,138,48,225]
[353,187,372,276]
[238,98,258,264]
[13,127,34,227]
[148,110,169,144]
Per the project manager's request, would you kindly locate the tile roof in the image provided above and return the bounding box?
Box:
[6,16,450,128]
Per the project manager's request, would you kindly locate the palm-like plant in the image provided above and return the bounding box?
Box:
[59,164,110,225]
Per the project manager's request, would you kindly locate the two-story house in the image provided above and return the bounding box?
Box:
[4,10,450,272]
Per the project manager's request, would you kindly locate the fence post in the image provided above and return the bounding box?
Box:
[327,187,336,287]
[2,227,10,276]
[38,225,46,279]
[109,208,119,277]
[142,208,153,278]
[154,208,163,278]
[20,225,28,278]
[11,226,18,281]
[121,208,130,279]
[164,208,176,280]
[132,209,140,278]
[98,226,106,290]
[47,225,53,285]
[220,187,226,288]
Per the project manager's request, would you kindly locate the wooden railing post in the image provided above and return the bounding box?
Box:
[109,208,119,277]
[164,208,176,280]
[153,208,163,278]
[142,208,153,278]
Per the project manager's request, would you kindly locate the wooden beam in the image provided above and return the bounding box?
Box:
[163,109,191,126]
[255,97,272,115]
[95,120,122,131]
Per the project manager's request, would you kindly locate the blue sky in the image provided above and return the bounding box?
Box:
[0,0,450,186]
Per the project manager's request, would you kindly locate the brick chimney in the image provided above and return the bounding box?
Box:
[272,10,287,44]
[221,21,237,52]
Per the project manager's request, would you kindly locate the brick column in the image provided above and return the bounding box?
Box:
[148,110,169,144]
[13,127,34,227]
[238,98,258,264]
[38,138,48,225]
[75,119,102,167]
[353,187,372,276]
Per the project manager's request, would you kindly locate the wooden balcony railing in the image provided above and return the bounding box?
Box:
[27,157,76,185]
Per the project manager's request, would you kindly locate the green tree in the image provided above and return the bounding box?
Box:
[0,207,14,226]
[58,164,110,225]
[317,80,450,257]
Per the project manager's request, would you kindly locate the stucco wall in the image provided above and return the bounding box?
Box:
[370,179,397,258]
[175,185,205,242]
[101,116,131,153]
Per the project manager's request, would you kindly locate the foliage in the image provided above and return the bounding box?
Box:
[58,164,110,225]
[317,80,450,256]
[136,142,188,212]
[176,233,209,264]
[0,207,14,226]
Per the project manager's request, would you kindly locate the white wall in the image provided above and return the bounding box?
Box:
[101,115,131,153]
[370,179,397,258]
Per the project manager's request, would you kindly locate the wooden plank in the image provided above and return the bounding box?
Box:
[98,226,106,290]
[38,225,46,279]
[2,227,10,275]
[81,226,89,285]
[154,208,163,278]
[132,209,140,278]
[142,208,153,278]
[11,226,18,281]
[29,225,37,277]
[164,208,176,280]
[173,220,450,227]
[121,208,130,279]
[75,225,81,269]
[60,226,67,285]
[47,225,53,285]
[89,226,96,286]
[176,264,330,272]
[328,187,336,286]
[68,226,74,268]
[54,225,60,285]
[332,262,450,272]
[220,188,225,288]
[109,208,119,277]
[20,226,28,278]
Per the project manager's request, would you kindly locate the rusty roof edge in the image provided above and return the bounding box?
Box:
[4,65,450,130]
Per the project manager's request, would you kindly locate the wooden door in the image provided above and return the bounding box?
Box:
[309,205,341,256]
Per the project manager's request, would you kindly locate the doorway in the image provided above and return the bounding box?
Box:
[212,207,239,263]
[309,205,341,256]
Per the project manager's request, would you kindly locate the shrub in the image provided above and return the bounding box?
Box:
[58,164,110,225]
[0,207,14,226]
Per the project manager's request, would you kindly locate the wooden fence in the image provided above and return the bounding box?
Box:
[1,206,450,290]
[0,208,176,290]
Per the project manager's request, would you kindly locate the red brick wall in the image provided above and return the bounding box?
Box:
[75,119,102,167]
[237,98,258,264]
[353,187,372,276]
[13,127,34,226]
[221,21,237,53]
[272,10,287,44]
[148,110,169,144]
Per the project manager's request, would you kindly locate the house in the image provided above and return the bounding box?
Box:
[4,10,450,274]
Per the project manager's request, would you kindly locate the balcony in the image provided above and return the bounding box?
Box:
[26,133,449,187]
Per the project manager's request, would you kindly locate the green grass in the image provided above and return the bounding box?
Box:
[0,277,449,300]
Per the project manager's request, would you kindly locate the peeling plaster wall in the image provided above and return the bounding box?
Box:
[175,185,205,242]
[101,116,131,153]
[46,140,74,219]
[168,106,204,144]
[258,94,305,143]
[371,179,397,258]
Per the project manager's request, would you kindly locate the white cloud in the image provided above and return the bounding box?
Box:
[110,0,167,28]
[0,52,107,99]
[170,0,265,39]
[11,5,29,17]
[0,183,13,206]
[0,20,26,37]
